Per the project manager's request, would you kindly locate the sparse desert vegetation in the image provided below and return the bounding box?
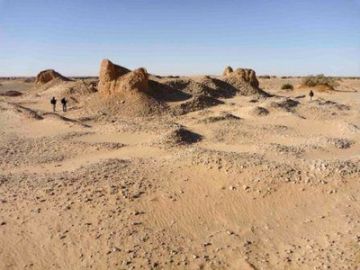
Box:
[281,82,294,90]
[301,74,339,90]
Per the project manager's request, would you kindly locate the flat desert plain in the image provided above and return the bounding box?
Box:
[0,66,359,269]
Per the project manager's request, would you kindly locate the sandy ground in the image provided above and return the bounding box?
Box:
[0,77,359,269]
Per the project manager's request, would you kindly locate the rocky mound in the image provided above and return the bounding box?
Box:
[173,95,224,115]
[86,59,166,117]
[200,112,241,123]
[156,126,202,146]
[222,66,269,96]
[250,106,269,116]
[148,78,192,102]
[62,80,98,100]
[312,99,350,111]
[98,59,147,96]
[297,98,352,120]
[197,76,237,98]
[270,98,300,112]
[0,90,22,97]
[327,138,354,149]
[223,67,259,88]
[223,66,234,76]
[35,69,70,85]
[160,77,215,97]
[158,76,238,99]
[86,92,168,118]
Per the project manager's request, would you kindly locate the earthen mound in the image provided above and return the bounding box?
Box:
[223,67,259,88]
[157,126,202,146]
[160,77,215,97]
[222,66,269,96]
[98,59,147,96]
[312,99,350,111]
[197,76,237,98]
[86,91,167,118]
[302,98,351,119]
[159,76,237,99]
[148,78,191,102]
[93,59,166,117]
[223,66,234,76]
[0,90,22,97]
[200,113,241,123]
[270,98,299,112]
[173,95,223,115]
[327,138,354,149]
[62,80,98,99]
[250,106,270,116]
[35,69,70,85]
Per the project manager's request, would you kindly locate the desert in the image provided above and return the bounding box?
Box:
[0,59,359,269]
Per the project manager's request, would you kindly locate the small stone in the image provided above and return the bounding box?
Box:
[244,240,252,246]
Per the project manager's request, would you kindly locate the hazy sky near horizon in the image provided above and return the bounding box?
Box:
[0,0,359,76]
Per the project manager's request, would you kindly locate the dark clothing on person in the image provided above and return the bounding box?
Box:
[61,97,67,112]
[50,97,57,112]
[309,90,314,100]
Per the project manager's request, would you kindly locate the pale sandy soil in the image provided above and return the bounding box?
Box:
[0,78,359,269]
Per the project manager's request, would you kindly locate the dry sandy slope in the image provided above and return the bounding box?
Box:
[0,78,359,269]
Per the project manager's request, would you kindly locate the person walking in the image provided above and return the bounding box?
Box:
[309,90,314,101]
[61,97,67,112]
[50,97,57,112]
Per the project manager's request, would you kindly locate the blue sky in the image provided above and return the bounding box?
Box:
[0,0,359,76]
